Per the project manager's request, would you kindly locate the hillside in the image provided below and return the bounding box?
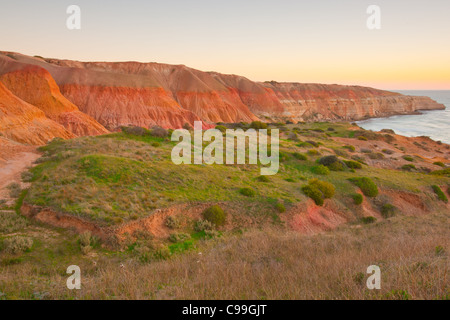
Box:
[0,51,445,136]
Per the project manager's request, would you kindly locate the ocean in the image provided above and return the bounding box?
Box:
[356,90,450,144]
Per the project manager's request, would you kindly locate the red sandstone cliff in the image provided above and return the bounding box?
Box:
[0,51,445,136]
[0,82,75,145]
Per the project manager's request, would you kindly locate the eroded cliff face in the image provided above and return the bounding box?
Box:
[0,59,109,137]
[0,82,75,145]
[0,51,445,135]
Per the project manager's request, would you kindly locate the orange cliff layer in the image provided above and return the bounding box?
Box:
[0,82,75,145]
[0,51,445,136]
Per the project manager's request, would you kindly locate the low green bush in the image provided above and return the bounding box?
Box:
[169,233,190,243]
[307,149,320,156]
[382,149,394,155]
[275,202,286,213]
[368,152,385,160]
[403,155,414,162]
[202,205,227,227]
[381,204,397,218]
[433,162,445,168]
[343,145,356,152]
[311,165,330,175]
[240,187,256,197]
[344,160,362,169]
[7,183,21,198]
[3,236,33,254]
[352,193,363,205]
[165,216,180,229]
[432,185,448,203]
[318,155,344,171]
[250,121,268,129]
[292,152,307,161]
[257,175,270,182]
[215,125,227,133]
[360,216,377,224]
[348,177,378,197]
[401,164,416,171]
[302,185,324,206]
[194,219,214,232]
[358,136,368,141]
[302,179,335,206]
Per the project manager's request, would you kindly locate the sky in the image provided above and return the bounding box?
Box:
[0,0,449,90]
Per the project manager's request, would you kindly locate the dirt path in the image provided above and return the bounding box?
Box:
[0,150,40,206]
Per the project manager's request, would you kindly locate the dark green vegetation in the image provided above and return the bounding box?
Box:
[348,177,379,197]
[432,185,448,203]
[202,205,227,227]
[301,179,335,206]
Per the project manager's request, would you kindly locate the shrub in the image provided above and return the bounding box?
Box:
[215,125,227,133]
[302,179,335,206]
[382,149,394,155]
[169,233,190,243]
[361,216,377,224]
[433,162,446,168]
[151,142,161,147]
[344,160,362,169]
[352,193,363,205]
[401,164,416,171]
[307,149,320,156]
[292,152,307,161]
[431,168,450,176]
[305,140,319,147]
[239,187,256,197]
[0,211,29,233]
[257,175,270,182]
[358,136,368,141]
[333,148,349,157]
[309,179,335,198]
[165,216,180,229]
[250,121,268,129]
[21,171,34,182]
[343,145,356,152]
[194,219,214,232]
[3,236,33,254]
[403,155,414,162]
[318,155,344,171]
[432,185,448,203]
[348,177,378,197]
[297,142,314,148]
[202,205,227,227]
[368,152,385,160]
[361,148,372,154]
[7,183,21,198]
[381,204,397,218]
[311,165,330,175]
[121,126,150,136]
[287,132,299,141]
[182,123,193,130]
[301,184,324,206]
[150,126,168,137]
[275,202,286,213]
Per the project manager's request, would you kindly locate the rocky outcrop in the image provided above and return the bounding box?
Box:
[0,82,75,145]
[0,51,445,132]
[0,60,108,137]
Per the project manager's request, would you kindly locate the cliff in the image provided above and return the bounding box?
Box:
[0,51,445,135]
[0,82,75,145]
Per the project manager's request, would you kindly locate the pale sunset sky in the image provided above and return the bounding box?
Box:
[0,0,449,90]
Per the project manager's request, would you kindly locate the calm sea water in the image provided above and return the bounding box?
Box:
[357,90,450,144]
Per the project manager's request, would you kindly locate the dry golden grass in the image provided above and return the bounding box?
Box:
[1,211,448,300]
